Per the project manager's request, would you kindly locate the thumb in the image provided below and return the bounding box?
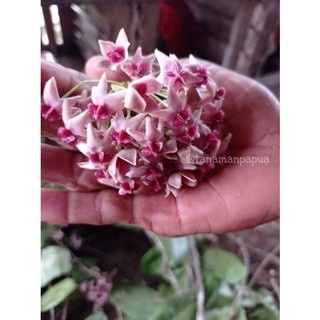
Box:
[85,55,129,81]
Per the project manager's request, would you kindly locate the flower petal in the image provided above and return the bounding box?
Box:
[124,87,146,112]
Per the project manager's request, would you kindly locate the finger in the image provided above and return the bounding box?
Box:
[85,55,129,81]
[41,144,102,191]
[41,59,92,94]
[41,181,232,236]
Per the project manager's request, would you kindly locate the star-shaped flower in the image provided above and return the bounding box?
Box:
[124,75,162,113]
[41,77,82,122]
[121,47,155,79]
[97,28,130,71]
[89,73,126,121]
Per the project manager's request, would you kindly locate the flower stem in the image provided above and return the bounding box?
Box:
[62,79,98,98]
[155,92,167,99]
[152,94,168,108]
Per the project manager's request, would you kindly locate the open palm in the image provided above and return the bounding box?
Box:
[41,57,279,236]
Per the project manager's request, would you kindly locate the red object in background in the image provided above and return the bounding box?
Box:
[158,0,196,57]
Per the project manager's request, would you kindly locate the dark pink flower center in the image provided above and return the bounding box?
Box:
[107,46,125,63]
[179,125,199,144]
[213,109,225,123]
[131,62,145,78]
[119,179,136,195]
[195,66,208,86]
[112,130,133,148]
[94,169,106,178]
[146,163,164,181]
[147,176,166,192]
[215,87,226,100]
[200,162,215,173]
[166,62,185,86]
[171,108,192,128]
[141,141,163,157]
[133,83,148,97]
[88,103,111,122]
[41,103,61,122]
[57,127,76,145]
[89,152,111,165]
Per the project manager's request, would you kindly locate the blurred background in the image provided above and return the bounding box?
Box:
[41,1,279,319]
[41,0,279,97]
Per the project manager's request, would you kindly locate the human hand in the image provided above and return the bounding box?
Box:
[41,56,279,236]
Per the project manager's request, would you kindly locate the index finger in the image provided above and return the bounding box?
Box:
[41,58,91,94]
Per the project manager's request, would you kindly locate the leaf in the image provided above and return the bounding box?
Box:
[84,311,108,320]
[173,303,196,320]
[248,306,279,320]
[236,307,248,320]
[41,245,72,287]
[205,306,229,320]
[159,236,189,267]
[71,257,99,282]
[110,283,168,320]
[205,306,247,320]
[213,282,237,307]
[140,247,163,277]
[41,278,77,312]
[202,248,247,284]
[146,307,168,320]
[41,224,59,248]
[255,288,279,314]
[164,290,195,314]
[140,245,189,289]
[202,271,222,308]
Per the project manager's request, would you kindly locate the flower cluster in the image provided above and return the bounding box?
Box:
[41,28,231,197]
[79,277,112,312]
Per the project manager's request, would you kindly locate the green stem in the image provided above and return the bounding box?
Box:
[152,94,168,108]
[62,79,98,98]
[155,92,167,99]
[126,109,131,119]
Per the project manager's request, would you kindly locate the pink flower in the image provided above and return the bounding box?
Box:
[155,49,198,91]
[41,77,81,122]
[125,75,162,113]
[121,47,155,79]
[89,73,125,120]
[41,30,231,197]
[98,28,130,71]
[127,116,164,159]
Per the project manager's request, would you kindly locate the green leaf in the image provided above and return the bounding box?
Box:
[213,282,236,308]
[164,290,195,314]
[71,257,99,282]
[173,303,196,320]
[255,288,279,314]
[41,224,59,248]
[205,306,246,320]
[41,245,72,287]
[236,307,248,320]
[205,306,229,320]
[248,306,279,320]
[110,283,168,320]
[41,278,77,312]
[146,307,168,320]
[202,248,247,284]
[159,236,189,267]
[84,311,108,320]
[140,247,163,277]
[203,271,222,308]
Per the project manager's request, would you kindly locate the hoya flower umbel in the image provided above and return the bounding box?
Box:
[41,28,231,197]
